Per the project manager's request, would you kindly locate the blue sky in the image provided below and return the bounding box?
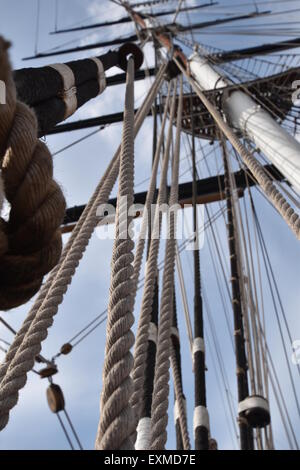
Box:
[0,0,299,450]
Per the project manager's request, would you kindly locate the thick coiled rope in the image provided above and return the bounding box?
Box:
[0,61,167,432]
[0,37,65,310]
[150,77,183,450]
[130,81,178,430]
[96,56,136,450]
[176,59,300,241]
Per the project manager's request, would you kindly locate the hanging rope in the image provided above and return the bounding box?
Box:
[0,37,65,311]
[134,84,174,450]
[150,76,183,450]
[130,80,177,435]
[176,62,300,240]
[95,56,136,450]
[0,62,167,433]
[135,68,161,451]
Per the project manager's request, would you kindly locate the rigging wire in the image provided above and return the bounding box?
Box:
[56,413,75,450]
[34,0,41,55]
[179,128,244,447]
[205,328,238,449]
[54,0,59,32]
[224,152,300,447]
[52,128,103,157]
[63,409,84,450]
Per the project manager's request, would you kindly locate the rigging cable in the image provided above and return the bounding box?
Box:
[34,0,41,55]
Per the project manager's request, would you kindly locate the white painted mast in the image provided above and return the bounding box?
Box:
[189,53,300,194]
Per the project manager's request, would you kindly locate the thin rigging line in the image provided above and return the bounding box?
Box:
[63,409,84,450]
[34,0,41,55]
[56,413,75,450]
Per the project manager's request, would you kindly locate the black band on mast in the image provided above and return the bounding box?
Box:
[16,44,143,134]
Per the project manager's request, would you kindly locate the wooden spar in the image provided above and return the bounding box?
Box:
[23,34,139,60]
[61,164,284,232]
[157,10,271,34]
[213,37,300,63]
[50,2,218,35]
[15,43,143,135]
[17,67,155,112]
[25,11,271,61]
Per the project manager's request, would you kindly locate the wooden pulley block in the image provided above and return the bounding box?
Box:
[47,384,65,414]
[39,364,58,379]
[60,343,73,356]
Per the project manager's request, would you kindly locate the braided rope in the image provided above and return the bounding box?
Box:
[96,56,136,450]
[0,37,65,310]
[150,77,183,450]
[130,82,178,426]
[170,345,191,450]
[179,64,300,241]
[0,61,166,433]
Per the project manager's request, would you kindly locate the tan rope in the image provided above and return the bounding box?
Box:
[0,37,66,310]
[175,58,300,241]
[130,80,177,427]
[95,56,136,450]
[150,76,183,450]
[0,61,167,433]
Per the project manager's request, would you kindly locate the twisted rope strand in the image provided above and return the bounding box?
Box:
[96,56,136,450]
[130,81,178,426]
[150,76,183,450]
